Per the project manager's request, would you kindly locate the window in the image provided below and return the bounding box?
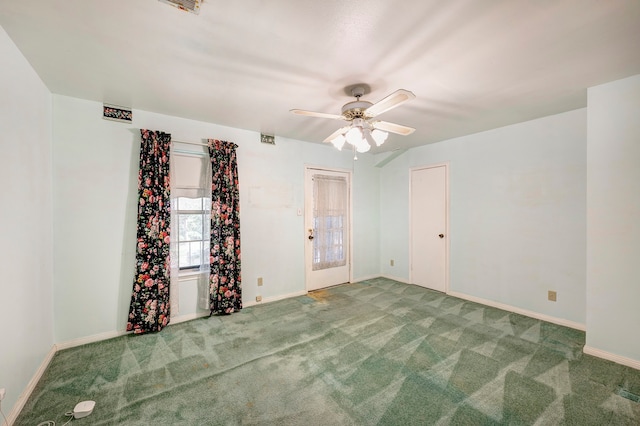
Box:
[312,174,347,270]
[171,150,211,275]
[175,196,209,270]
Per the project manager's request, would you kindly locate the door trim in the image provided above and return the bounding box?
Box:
[409,162,450,293]
[304,165,353,291]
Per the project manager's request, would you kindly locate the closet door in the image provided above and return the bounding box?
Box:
[410,164,448,292]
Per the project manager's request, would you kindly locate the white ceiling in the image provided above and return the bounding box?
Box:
[2,0,640,152]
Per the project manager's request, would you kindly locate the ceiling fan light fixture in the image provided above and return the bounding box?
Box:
[356,138,371,153]
[364,129,377,150]
[352,129,372,152]
[336,120,384,153]
[371,129,388,146]
[331,134,346,150]
[345,126,363,146]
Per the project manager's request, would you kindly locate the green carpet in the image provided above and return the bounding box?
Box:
[16,278,640,425]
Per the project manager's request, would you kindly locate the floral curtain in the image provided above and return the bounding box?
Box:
[127,129,172,334]
[208,139,242,314]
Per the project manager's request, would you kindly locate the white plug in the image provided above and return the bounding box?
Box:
[0,388,6,401]
[73,400,95,419]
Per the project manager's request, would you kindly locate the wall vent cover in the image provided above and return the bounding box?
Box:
[159,0,201,14]
[261,134,276,145]
[103,104,132,123]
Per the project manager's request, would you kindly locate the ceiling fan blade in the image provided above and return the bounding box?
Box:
[290,109,344,120]
[323,126,350,143]
[372,120,416,136]
[365,89,416,117]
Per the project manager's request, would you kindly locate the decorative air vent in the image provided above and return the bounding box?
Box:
[103,104,132,123]
[159,0,201,14]
[261,134,275,145]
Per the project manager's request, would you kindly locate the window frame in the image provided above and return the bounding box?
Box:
[174,196,209,273]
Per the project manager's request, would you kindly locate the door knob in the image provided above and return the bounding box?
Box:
[439,234,444,238]
[308,235,314,240]
[308,229,314,240]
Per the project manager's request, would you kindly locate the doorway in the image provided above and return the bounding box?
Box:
[410,164,448,292]
[304,167,352,291]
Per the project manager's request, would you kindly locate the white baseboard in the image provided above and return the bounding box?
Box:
[447,290,586,331]
[380,274,411,284]
[244,290,308,308]
[170,311,210,325]
[56,291,311,353]
[583,345,640,370]
[352,274,382,283]
[55,311,215,351]
[55,329,131,351]
[6,345,57,425]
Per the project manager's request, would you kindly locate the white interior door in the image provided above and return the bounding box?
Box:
[305,167,351,291]
[410,165,448,292]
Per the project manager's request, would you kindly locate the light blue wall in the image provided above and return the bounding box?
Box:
[586,74,640,361]
[0,26,54,418]
[378,109,587,325]
[52,95,380,342]
[5,15,639,413]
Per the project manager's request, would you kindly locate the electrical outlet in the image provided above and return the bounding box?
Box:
[0,387,6,401]
[257,277,263,286]
[256,295,262,302]
[390,259,394,267]
[548,291,557,302]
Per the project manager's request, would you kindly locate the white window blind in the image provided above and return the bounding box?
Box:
[312,175,347,270]
[172,154,208,198]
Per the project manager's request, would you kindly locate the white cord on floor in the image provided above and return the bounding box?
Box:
[62,412,74,426]
[36,411,74,426]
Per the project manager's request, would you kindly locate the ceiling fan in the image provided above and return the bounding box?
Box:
[290,85,416,153]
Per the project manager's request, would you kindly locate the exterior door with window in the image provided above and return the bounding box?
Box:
[304,167,351,291]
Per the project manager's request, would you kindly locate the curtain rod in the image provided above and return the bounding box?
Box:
[172,139,208,147]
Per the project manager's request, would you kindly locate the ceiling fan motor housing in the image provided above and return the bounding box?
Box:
[341,100,373,120]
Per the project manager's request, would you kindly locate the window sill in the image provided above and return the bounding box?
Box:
[178,269,207,281]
